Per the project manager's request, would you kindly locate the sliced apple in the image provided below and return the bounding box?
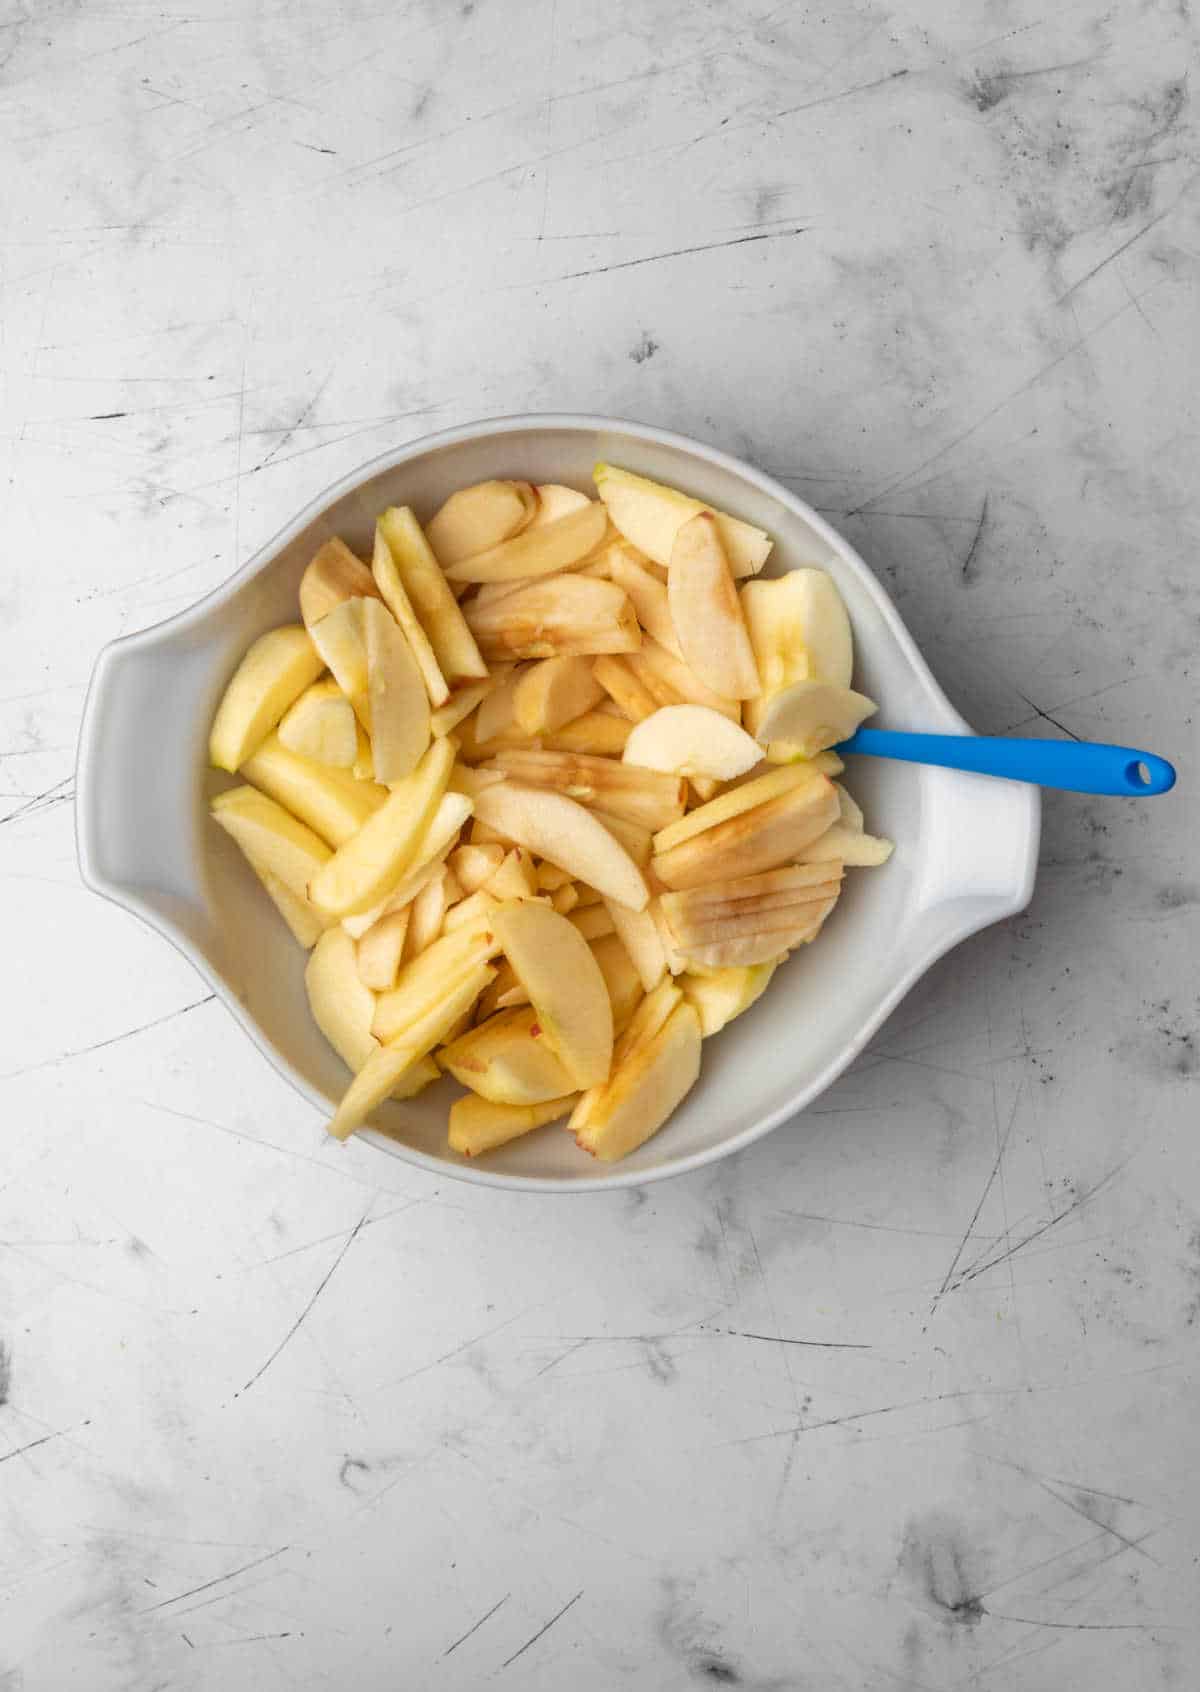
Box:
[352,725,375,780]
[372,922,503,1043]
[209,625,324,772]
[623,705,761,783]
[360,597,431,784]
[667,513,761,700]
[490,900,614,1089]
[550,881,579,914]
[441,1005,577,1104]
[601,899,666,993]
[444,500,607,583]
[652,773,840,891]
[601,541,682,656]
[464,574,640,661]
[240,731,385,851]
[431,678,494,738]
[513,655,604,735]
[371,523,451,708]
[448,1092,577,1157]
[308,737,456,917]
[753,679,876,756]
[571,1001,701,1162]
[473,783,649,910]
[257,865,331,948]
[568,904,614,941]
[681,960,780,1036]
[278,678,358,768]
[442,889,500,934]
[483,749,685,832]
[356,906,410,991]
[476,958,531,1020]
[305,928,379,1073]
[590,932,642,1034]
[485,847,538,901]
[594,463,772,578]
[330,961,495,1139]
[653,762,818,854]
[472,664,524,745]
[425,480,535,566]
[799,824,894,867]
[449,842,505,894]
[405,868,449,959]
[592,655,658,722]
[211,785,331,899]
[340,789,474,939]
[535,860,573,892]
[591,807,653,867]
[529,484,592,527]
[308,597,370,726]
[378,506,488,684]
[745,567,852,693]
[682,895,839,969]
[625,639,739,722]
[543,709,632,757]
[299,537,380,628]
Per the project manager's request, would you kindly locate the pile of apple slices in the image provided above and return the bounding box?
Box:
[207,465,892,1163]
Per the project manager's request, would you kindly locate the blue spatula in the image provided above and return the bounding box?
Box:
[837,729,1176,796]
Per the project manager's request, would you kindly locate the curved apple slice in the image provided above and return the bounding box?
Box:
[305,928,378,1073]
[528,485,593,527]
[426,480,535,565]
[571,1000,701,1162]
[278,678,359,767]
[211,785,331,897]
[444,501,607,583]
[513,654,604,734]
[490,901,614,1089]
[449,1093,577,1157]
[594,463,772,578]
[361,598,431,784]
[668,513,761,700]
[209,625,325,772]
[371,524,450,707]
[623,705,761,782]
[241,731,386,848]
[441,1005,577,1104]
[799,824,893,867]
[299,537,380,628]
[474,783,649,910]
[752,679,876,755]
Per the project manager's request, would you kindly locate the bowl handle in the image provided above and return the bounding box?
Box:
[908,762,1041,934]
[76,630,201,911]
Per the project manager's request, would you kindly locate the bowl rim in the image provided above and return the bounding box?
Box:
[77,412,1039,1192]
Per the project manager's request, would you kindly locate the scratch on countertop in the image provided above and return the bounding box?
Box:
[443,1592,510,1657]
[0,996,216,1082]
[500,1589,583,1670]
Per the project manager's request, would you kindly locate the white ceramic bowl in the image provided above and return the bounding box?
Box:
[77,415,1039,1190]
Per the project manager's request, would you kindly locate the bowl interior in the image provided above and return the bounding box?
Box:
[115,421,1005,1186]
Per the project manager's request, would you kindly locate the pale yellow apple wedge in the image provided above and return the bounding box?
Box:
[567,903,614,941]
[474,783,649,910]
[472,664,524,745]
[550,882,579,914]
[602,898,667,993]
[242,731,387,848]
[371,923,503,1043]
[528,485,592,527]
[371,524,450,707]
[543,710,632,756]
[753,679,876,757]
[441,1005,577,1104]
[308,737,456,917]
[476,958,531,1020]
[464,575,641,661]
[361,598,431,783]
[308,598,371,729]
[652,774,840,890]
[483,749,685,832]
[340,791,474,938]
[448,1093,578,1157]
[211,785,331,898]
[209,625,325,772]
[484,848,539,901]
[535,860,573,892]
[441,888,500,934]
[490,900,614,1089]
[594,463,772,577]
[652,762,819,854]
[668,513,761,699]
[299,537,380,628]
[356,906,410,991]
[329,962,495,1140]
[431,679,494,738]
[223,827,332,948]
[405,869,449,959]
[426,480,535,565]
[601,541,682,656]
[513,655,604,735]
[278,678,359,768]
[682,895,839,969]
[681,960,780,1035]
[623,705,761,781]
[571,1001,701,1162]
[625,639,739,722]
[449,842,505,894]
[799,824,894,867]
[305,928,379,1073]
[378,506,488,684]
[742,567,853,699]
[592,655,659,722]
[590,932,643,1034]
[444,500,607,583]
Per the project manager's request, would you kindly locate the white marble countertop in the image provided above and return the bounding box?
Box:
[2,2,1198,1686]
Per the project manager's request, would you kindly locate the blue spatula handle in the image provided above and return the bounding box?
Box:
[837,729,1176,796]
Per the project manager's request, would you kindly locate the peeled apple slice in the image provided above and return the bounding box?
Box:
[623,705,761,782]
[278,678,359,768]
[209,626,325,772]
[743,568,853,693]
[241,731,387,848]
[426,480,535,566]
[449,1093,577,1157]
[529,485,593,527]
[490,900,614,1089]
[752,679,877,756]
[474,783,649,910]
[444,501,607,583]
[299,538,380,629]
[571,1001,701,1162]
[305,928,378,1072]
[361,598,431,784]
[667,513,761,700]
[594,463,772,578]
